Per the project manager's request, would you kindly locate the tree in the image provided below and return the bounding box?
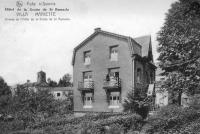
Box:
[123,90,150,119]
[47,78,58,87]
[157,0,200,105]
[0,77,11,115]
[10,84,60,124]
[58,73,72,87]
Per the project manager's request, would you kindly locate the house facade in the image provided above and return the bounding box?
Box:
[72,28,156,112]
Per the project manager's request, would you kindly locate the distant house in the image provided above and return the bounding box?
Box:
[49,87,73,100]
[14,71,73,100]
[72,28,156,112]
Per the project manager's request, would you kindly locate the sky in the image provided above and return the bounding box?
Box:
[0,0,177,85]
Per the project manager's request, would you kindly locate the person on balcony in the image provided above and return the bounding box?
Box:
[106,74,110,81]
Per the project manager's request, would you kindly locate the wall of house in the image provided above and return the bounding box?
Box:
[73,33,134,112]
[51,91,67,100]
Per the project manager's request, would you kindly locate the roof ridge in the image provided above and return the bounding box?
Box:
[99,29,129,39]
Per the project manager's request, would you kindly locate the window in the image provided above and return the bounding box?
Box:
[84,51,91,65]
[57,92,61,97]
[83,72,92,88]
[150,72,154,84]
[109,92,120,106]
[137,68,142,83]
[107,68,119,86]
[84,93,93,107]
[110,46,118,61]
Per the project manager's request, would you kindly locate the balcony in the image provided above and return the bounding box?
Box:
[103,78,121,90]
[78,81,94,91]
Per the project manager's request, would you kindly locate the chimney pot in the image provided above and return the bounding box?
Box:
[94,27,101,32]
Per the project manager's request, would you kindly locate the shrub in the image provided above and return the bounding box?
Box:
[146,105,200,133]
[0,120,25,133]
[27,113,143,134]
[80,113,143,134]
[30,112,124,130]
[123,90,150,119]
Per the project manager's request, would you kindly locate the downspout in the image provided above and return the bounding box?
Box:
[132,57,133,91]
[132,55,136,92]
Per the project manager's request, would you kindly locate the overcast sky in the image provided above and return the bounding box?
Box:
[0,0,176,85]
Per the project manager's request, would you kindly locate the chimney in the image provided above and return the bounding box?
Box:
[94,27,101,32]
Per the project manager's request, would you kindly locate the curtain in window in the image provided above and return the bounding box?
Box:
[84,93,92,106]
[110,48,118,61]
[137,68,141,83]
[83,72,92,88]
[109,92,120,106]
[84,52,91,65]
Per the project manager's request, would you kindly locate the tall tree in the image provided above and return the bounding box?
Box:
[47,78,58,87]
[58,73,72,87]
[157,0,200,104]
[0,77,11,114]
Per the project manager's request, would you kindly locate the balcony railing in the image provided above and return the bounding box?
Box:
[78,81,94,91]
[103,78,121,89]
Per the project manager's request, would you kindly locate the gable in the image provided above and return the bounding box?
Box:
[134,35,151,57]
[72,29,131,65]
[134,35,153,61]
[72,28,153,65]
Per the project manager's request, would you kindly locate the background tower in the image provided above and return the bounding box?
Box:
[37,71,47,84]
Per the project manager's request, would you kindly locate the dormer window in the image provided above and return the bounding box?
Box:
[84,51,91,65]
[110,46,118,61]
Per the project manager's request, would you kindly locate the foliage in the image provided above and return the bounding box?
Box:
[0,84,74,133]
[58,73,72,87]
[26,113,143,134]
[123,90,150,119]
[157,0,200,104]
[0,119,25,133]
[6,84,72,129]
[189,94,200,110]
[11,85,59,116]
[145,105,200,133]
[0,76,11,115]
[80,114,143,134]
[47,78,58,87]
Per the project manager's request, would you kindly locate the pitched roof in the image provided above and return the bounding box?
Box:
[134,35,151,57]
[72,28,152,65]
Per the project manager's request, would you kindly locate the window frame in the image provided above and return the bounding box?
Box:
[57,92,61,97]
[83,50,91,65]
[136,68,142,83]
[109,92,120,106]
[83,92,93,108]
[109,45,119,61]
